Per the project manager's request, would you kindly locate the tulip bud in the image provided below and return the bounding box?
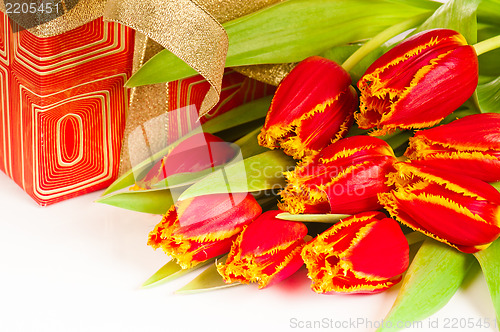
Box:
[301,211,409,294]
[258,56,357,161]
[279,136,397,214]
[356,29,478,135]
[405,113,500,182]
[217,211,308,288]
[139,133,236,189]
[148,193,262,268]
[379,162,500,253]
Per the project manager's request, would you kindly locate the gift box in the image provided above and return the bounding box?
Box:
[0,10,135,206]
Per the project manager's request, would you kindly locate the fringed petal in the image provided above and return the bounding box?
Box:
[217,211,308,288]
[301,211,408,294]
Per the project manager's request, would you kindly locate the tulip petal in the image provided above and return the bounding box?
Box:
[379,162,500,253]
[218,211,308,288]
[301,211,408,294]
[348,217,410,279]
[405,113,500,181]
[239,211,308,257]
[148,194,261,268]
[259,56,356,160]
[280,136,396,214]
[174,193,262,240]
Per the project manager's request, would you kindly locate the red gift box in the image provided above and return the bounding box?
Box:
[0,11,135,205]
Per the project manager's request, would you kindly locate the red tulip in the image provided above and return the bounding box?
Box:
[379,162,500,253]
[301,211,409,294]
[356,29,478,135]
[217,211,308,288]
[139,133,236,188]
[148,193,262,268]
[258,56,357,161]
[405,113,500,182]
[279,135,396,214]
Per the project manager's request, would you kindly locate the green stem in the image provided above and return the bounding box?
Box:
[491,181,500,192]
[473,35,500,56]
[341,13,430,72]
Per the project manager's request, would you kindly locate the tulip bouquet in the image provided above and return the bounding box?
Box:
[99,0,500,330]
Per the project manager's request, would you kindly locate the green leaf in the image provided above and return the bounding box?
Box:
[150,167,226,190]
[276,213,350,223]
[96,189,174,215]
[474,238,500,324]
[202,96,272,134]
[175,256,241,294]
[142,259,214,288]
[415,0,481,44]
[478,0,500,27]
[378,239,476,332]
[477,76,500,113]
[178,150,294,201]
[127,0,434,86]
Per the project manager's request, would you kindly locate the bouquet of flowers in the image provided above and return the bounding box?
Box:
[99,0,500,330]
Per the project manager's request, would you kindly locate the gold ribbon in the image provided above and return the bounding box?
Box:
[104,0,228,116]
[103,0,284,116]
[103,0,286,173]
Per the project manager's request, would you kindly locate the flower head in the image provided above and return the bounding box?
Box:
[279,135,397,214]
[148,193,262,268]
[258,56,357,161]
[356,29,478,135]
[379,162,500,253]
[301,211,409,294]
[217,211,308,288]
[405,113,500,182]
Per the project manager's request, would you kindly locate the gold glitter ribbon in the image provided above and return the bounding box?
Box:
[103,0,287,172]
[104,0,228,116]
[103,0,284,116]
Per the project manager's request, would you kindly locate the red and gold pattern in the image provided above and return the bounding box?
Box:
[0,12,134,205]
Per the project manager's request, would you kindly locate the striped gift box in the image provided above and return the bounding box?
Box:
[0,11,135,205]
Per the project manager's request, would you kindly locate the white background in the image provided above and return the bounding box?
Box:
[0,171,497,332]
